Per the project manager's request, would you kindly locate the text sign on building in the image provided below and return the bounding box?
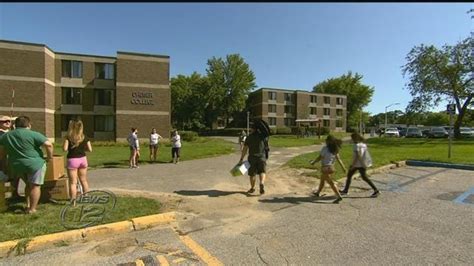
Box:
[131,91,154,105]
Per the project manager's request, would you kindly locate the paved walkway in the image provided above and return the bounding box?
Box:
[88,139,322,195]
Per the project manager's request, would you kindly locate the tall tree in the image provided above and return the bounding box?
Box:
[313,71,374,131]
[170,72,208,130]
[402,36,473,138]
[206,54,257,126]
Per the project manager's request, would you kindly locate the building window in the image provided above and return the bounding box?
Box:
[336,97,343,105]
[268,91,277,101]
[94,115,114,132]
[284,105,293,114]
[284,118,294,127]
[62,87,82,104]
[310,95,317,103]
[323,119,330,127]
[95,89,114,106]
[268,104,277,113]
[336,119,343,128]
[310,107,317,115]
[336,109,343,117]
[61,115,81,131]
[284,93,293,102]
[95,63,115,80]
[324,108,330,116]
[324,96,331,104]
[268,117,276,126]
[62,60,82,78]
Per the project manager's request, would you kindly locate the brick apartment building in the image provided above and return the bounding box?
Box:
[0,39,171,142]
[248,88,347,132]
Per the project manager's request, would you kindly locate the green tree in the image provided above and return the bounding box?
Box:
[402,36,473,138]
[206,54,257,127]
[170,72,208,130]
[313,71,374,131]
[424,112,449,126]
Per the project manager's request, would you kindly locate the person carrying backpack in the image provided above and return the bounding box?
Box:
[339,133,380,198]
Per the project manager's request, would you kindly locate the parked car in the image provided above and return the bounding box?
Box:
[421,128,431,138]
[460,127,474,138]
[385,128,400,137]
[427,127,449,138]
[398,127,407,137]
[406,127,423,138]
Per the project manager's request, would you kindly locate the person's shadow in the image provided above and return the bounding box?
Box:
[174,190,248,197]
[259,194,336,204]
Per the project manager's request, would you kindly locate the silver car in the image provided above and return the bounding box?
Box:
[385,128,400,137]
[406,127,423,138]
[460,127,474,138]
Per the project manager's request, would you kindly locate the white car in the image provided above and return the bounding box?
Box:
[385,128,400,137]
[460,127,474,138]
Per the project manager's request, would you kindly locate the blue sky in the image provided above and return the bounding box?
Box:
[0,3,471,115]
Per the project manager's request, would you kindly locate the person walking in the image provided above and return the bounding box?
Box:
[0,116,54,214]
[171,130,181,164]
[238,130,247,151]
[340,133,380,198]
[127,128,140,168]
[149,128,162,162]
[310,135,347,204]
[62,120,92,206]
[238,120,269,195]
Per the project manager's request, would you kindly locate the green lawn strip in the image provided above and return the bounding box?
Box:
[53,137,234,169]
[285,138,474,180]
[0,196,160,242]
[269,133,351,148]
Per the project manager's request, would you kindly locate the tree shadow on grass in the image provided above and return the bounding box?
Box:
[174,190,248,197]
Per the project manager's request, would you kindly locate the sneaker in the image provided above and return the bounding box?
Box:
[247,188,255,194]
[333,197,343,204]
[370,190,380,198]
[339,190,348,196]
[259,184,265,194]
[312,191,320,197]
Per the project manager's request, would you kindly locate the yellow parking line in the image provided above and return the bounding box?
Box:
[172,258,186,263]
[135,259,145,266]
[178,235,223,266]
[156,255,169,266]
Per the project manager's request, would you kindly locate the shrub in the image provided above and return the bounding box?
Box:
[276,127,292,135]
[180,131,198,142]
[199,128,246,136]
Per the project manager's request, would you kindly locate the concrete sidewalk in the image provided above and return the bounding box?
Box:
[88,141,322,194]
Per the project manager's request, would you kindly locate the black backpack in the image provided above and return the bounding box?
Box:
[253,119,271,159]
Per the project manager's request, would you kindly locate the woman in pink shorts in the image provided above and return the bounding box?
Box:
[62,120,92,205]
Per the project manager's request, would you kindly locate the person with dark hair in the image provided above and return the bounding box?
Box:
[127,128,140,168]
[310,135,347,203]
[171,130,181,164]
[149,128,162,162]
[238,120,268,195]
[0,115,54,214]
[340,133,380,198]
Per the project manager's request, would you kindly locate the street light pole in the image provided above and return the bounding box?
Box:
[247,111,250,135]
[384,102,400,130]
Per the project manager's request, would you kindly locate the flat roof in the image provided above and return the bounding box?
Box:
[251,87,346,97]
[0,39,168,60]
[117,51,170,59]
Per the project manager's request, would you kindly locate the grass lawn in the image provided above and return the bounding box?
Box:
[269,132,351,148]
[53,137,235,169]
[1,196,160,243]
[286,138,474,180]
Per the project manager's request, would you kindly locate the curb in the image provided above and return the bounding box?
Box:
[349,161,406,180]
[405,160,474,171]
[0,211,176,258]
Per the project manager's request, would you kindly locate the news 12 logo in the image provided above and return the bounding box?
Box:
[60,190,117,229]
